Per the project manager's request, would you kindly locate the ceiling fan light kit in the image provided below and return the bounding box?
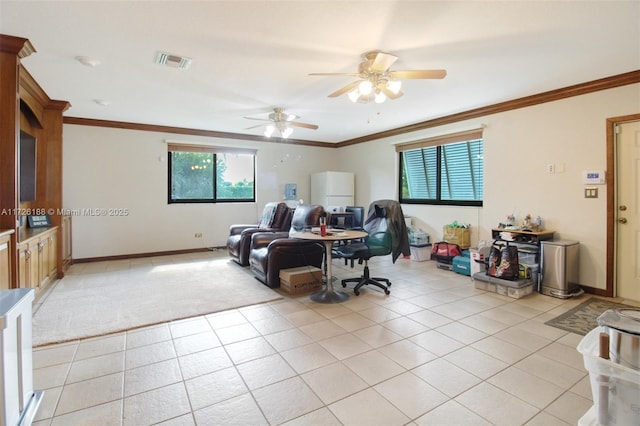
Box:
[310,50,446,104]
[245,107,318,139]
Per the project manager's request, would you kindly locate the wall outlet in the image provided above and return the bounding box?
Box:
[194,232,203,238]
[547,163,555,174]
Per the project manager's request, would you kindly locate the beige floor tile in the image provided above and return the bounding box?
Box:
[280,407,342,426]
[224,336,276,364]
[299,319,347,341]
[169,317,212,338]
[124,358,182,397]
[156,413,195,425]
[356,305,402,322]
[284,309,326,327]
[177,346,233,380]
[33,343,78,369]
[206,309,248,329]
[55,371,123,416]
[250,315,294,335]
[515,354,587,389]
[184,366,248,410]
[301,361,368,404]
[34,363,72,390]
[471,336,531,364]
[67,351,125,384]
[406,308,453,328]
[193,393,267,426]
[374,371,449,419]
[342,349,405,385]
[281,342,338,374]
[352,324,403,348]
[125,340,176,370]
[445,346,508,380]
[537,342,588,371]
[33,385,62,422]
[524,411,573,426]
[123,382,191,426]
[436,321,488,344]
[488,366,566,409]
[264,328,314,352]
[377,339,437,369]
[239,303,279,322]
[383,300,424,315]
[381,316,429,338]
[51,400,122,426]
[330,312,376,332]
[455,382,538,426]
[415,399,492,426]
[459,313,511,334]
[74,334,126,361]
[544,391,593,425]
[215,322,261,345]
[495,326,553,352]
[412,358,482,398]
[328,388,410,426]
[318,333,372,360]
[236,353,297,390]
[252,377,324,425]
[409,330,465,356]
[126,323,171,349]
[173,331,222,357]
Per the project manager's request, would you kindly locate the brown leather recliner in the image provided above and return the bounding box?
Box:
[227,202,292,266]
[249,204,325,288]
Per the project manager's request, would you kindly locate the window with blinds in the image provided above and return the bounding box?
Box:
[167,143,256,203]
[398,130,483,206]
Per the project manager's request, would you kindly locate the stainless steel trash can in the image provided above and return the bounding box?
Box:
[540,240,582,298]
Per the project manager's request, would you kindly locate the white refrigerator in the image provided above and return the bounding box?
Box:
[310,171,354,210]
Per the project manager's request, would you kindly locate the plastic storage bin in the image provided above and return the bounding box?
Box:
[577,327,640,426]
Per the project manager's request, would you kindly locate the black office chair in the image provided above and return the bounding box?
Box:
[333,204,393,295]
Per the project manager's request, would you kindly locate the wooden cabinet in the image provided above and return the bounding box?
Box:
[17,227,57,294]
[62,215,72,271]
[0,230,14,290]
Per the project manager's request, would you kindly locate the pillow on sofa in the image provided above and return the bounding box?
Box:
[258,203,278,229]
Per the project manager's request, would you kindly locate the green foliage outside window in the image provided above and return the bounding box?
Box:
[169,151,255,203]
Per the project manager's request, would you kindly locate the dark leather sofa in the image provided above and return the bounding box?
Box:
[227,202,292,266]
[249,204,325,288]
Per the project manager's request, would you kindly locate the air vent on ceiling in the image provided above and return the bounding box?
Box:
[154,51,192,70]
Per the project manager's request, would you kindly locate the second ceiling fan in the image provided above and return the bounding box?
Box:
[310,50,446,103]
[244,107,318,139]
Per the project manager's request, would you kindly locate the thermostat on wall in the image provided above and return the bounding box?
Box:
[583,170,606,185]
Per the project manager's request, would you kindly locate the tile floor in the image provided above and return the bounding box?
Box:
[31,250,601,425]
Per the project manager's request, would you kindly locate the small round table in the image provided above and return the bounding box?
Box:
[290,229,368,303]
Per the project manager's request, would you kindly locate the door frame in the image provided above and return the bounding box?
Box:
[605,114,640,297]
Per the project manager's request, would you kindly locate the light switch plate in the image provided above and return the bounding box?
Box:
[585,187,598,198]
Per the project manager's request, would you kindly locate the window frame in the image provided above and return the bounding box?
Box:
[397,129,484,207]
[167,143,256,204]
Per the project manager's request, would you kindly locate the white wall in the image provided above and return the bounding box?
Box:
[64,83,639,290]
[63,126,337,258]
[337,84,640,290]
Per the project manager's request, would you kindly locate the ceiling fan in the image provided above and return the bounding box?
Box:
[310,50,446,103]
[244,107,318,139]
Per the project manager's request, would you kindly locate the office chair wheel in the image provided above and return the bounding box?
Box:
[354,289,360,296]
[342,283,347,288]
[384,288,390,295]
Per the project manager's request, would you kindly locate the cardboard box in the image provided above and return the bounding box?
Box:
[279,266,323,295]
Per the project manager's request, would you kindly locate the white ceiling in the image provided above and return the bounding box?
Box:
[2,1,638,143]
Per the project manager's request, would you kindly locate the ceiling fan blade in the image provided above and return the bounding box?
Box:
[309,72,360,77]
[379,86,404,100]
[328,80,361,98]
[289,121,318,130]
[245,123,268,130]
[388,69,447,79]
[244,117,271,122]
[370,52,398,73]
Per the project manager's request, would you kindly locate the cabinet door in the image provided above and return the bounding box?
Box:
[48,231,57,277]
[17,241,37,289]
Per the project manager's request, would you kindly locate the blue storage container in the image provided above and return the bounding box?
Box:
[452,255,471,276]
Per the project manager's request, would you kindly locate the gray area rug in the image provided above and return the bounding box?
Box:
[545,297,638,335]
[32,254,282,347]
